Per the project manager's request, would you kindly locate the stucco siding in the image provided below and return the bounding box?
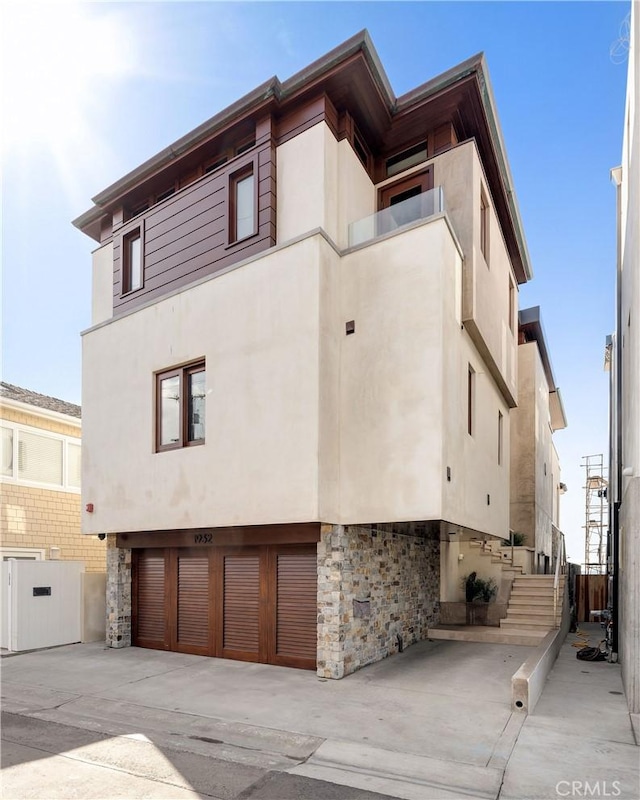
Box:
[82,236,323,534]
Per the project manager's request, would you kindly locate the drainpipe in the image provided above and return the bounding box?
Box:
[610,166,623,661]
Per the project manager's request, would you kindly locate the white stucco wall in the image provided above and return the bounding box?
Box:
[616,0,640,724]
[276,123,373,248]
[510,341,555,561]
[91,242,113,325]
[82,236,324,534]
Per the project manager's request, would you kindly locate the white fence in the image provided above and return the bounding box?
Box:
[0,560,84,651]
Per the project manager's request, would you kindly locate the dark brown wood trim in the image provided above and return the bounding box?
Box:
[378,166,434,211]
[118,522,321,550]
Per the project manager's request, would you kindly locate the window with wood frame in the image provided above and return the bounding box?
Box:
[385,141,428,178]
[480,187,490,264]
[229,164,256,244]
[467,365,475,436]
[508,276,515,332]
[122,227,143,294]
[156,361,206,452]
[378,168,434,233]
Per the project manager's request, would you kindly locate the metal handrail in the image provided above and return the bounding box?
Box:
[553,533,566,627]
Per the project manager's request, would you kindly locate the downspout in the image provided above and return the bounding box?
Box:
[610,166,623,660]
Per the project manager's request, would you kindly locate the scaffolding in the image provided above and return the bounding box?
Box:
[582,454,608,574]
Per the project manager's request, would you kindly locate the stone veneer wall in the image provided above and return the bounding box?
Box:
[106,534,131,648]
[317,524,440,678]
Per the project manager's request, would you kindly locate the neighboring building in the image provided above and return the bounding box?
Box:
[0,382,105,572]
[510,307,568,574]
[610,1,639,740]
[74,32,534,677]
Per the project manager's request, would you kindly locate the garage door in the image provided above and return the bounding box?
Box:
[132,544,317,669]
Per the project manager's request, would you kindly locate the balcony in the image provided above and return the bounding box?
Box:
[348,186,445,248]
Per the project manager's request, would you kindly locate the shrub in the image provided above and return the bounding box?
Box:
[463,572,498,603]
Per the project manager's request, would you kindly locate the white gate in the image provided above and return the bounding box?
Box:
[0,560,83,652]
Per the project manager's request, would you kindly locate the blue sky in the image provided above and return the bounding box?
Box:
[1,1,630,563]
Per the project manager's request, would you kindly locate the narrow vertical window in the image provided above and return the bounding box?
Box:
[498,411,503,465]
[156,361,206,452]
[159,372,181,448]
[468,365,475,436]
[480,188,489,264]
[186,364,206,443]
[230,166,255,243]
[123,228,143,294]
[509,277,515,332]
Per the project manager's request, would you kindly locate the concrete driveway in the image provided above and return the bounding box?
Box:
[2,630,638,799]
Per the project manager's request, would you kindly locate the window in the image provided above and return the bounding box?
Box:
[498,411,503,465]
[1,423,81,492]
[467,365,475,436]
[386,141,428,178]
[122,227,143,294]
[378,168,434,232]
[156,361,206,451]
[480,188,490,264]
[229,165,256,244]
[508,277,515,332]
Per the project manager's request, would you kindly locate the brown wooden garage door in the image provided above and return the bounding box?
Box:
[133,544,316,669]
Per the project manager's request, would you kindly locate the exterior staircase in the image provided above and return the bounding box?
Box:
[500,574,563,633]
[428,540,565,646]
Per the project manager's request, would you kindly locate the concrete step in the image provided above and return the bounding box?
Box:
[509,596,555,606]
[428,625,546,646]
[506,615,557,626]
[507,606,558,618]
[513,575,564,583]
[500,618,554,631]
[511,588,555,598]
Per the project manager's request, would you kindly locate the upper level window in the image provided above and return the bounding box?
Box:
[1,423,81,492]
[386,142,428,178]
[378,168,434,231]
[508,277,515,332]
[156,361,206,452]
[480,188,490,265]
[467,365,475,436]
[122,227,143,294]
[229,165,256,244]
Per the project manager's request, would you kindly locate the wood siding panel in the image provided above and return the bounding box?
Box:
[275,551,317,666]
[112,140,276,315]
[176,553,209,651]
[223,554,260,655]
[118,523,320,550]
[135,551,166,647]
[575,575,609,623]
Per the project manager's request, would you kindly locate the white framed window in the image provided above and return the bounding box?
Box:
[1,422,81,493]
[0,547,45,561]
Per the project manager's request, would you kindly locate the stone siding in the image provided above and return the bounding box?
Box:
[317,524,440,678]
[106,534,132,648]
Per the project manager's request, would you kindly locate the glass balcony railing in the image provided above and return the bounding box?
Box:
[348,185,445,248]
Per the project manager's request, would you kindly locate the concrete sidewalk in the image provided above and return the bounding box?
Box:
[1,627,638,799]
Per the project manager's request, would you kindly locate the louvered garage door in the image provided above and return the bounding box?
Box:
[222,553,261,661]
[275,549,317,669]
[174,553,210,655]
[132,541,317,668]
[134,550,166,649]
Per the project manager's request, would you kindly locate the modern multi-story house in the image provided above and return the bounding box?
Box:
[74,32,534,678]
[510,307,567,574]
[0,382,105,571]
[609,0,639,741]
